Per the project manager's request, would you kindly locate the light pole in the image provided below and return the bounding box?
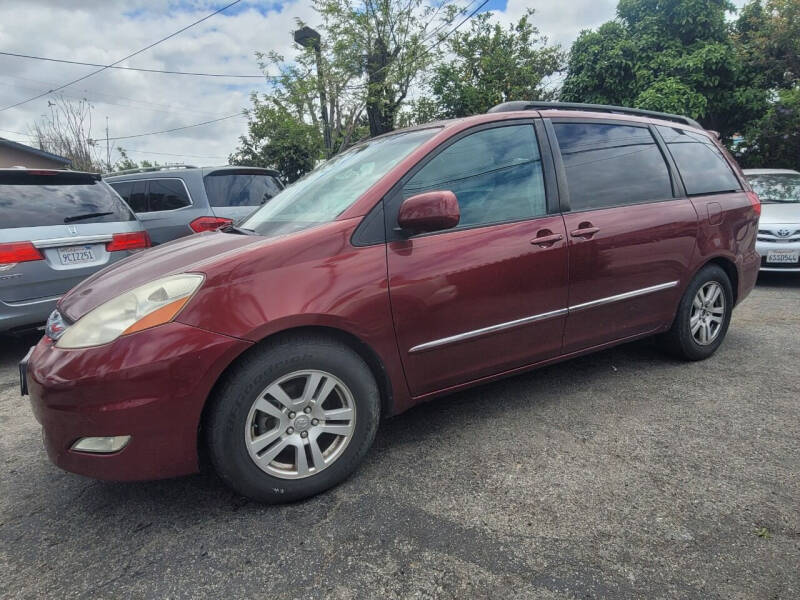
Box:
[294,26,332,158]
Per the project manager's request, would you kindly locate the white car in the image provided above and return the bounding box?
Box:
[744,169,800,272]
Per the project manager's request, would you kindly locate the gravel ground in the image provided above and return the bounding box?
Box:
[1,273,798,599]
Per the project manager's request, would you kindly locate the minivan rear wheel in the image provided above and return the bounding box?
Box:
[206,335,380,503]
[659,264,733,361]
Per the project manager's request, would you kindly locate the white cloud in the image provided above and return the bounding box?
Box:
[0,0,751,166]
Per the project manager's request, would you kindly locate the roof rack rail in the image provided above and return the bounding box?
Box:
[487,101,703,129]
[104,164,198,177]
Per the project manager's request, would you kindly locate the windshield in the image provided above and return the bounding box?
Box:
[747,173,800,204]
[241,128,439,236]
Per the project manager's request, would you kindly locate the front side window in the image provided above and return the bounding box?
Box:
[241,128,438,236]
[658,126,741,196]
[147,179,191,212]
[746,173,800,204]
[402,124,546,228]
[553,122,673,211]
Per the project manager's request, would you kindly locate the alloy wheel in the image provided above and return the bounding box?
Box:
[244,370,357,479]
[690,281,725,346]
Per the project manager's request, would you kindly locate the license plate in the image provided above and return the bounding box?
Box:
[19,346,33,396]
[766,250,799,264]
[57,245,96,265]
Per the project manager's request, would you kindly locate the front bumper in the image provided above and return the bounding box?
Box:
[755,240,800,272]
[27,321,251,481]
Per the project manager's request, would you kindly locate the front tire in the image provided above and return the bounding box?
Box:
[659,264,733,361]
[206,335,380,503]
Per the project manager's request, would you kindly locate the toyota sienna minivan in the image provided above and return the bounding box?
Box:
[21,102,761,503]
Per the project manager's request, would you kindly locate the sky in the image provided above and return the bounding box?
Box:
[0,0,747,168]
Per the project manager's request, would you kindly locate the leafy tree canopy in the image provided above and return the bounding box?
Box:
[425,10,564,119]
[561,0,768,138]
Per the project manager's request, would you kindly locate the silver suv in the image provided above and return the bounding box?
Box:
[105,165,283,244]
[1,168,149,333]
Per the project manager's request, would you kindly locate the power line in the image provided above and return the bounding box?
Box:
[0,0,244,113]
[93,112,244,141]
[121,148,229,159]
[0,75,238,118]
[0,51,274,79]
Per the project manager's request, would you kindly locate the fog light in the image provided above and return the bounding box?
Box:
[71,436,131,454]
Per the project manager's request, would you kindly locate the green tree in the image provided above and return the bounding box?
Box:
[736,87,800,169]
[230,98,322,183]
[425,10,564,119]
[561,0,768,139]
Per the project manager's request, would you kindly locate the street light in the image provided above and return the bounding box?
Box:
[294,26,332,158]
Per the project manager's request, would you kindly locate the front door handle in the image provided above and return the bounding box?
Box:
[530,231,564,247]
[570,223,599,238]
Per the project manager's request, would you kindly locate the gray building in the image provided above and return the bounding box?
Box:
[0,138,71,169]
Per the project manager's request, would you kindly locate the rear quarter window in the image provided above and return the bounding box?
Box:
[0,174,135,229]
[658,126,741,196]
[204,171,282,207]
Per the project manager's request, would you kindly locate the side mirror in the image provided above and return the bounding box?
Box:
[397,190,460,235]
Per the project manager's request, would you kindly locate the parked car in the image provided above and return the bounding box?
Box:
[743,168,800,272]
[22,102,760,503]
[105,165,283,244]
[1,168,149,333]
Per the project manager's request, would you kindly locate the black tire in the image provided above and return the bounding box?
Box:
[659,264,733,361]
[205,334,380,503]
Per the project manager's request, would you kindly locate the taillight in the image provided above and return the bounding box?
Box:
[0,241,44,265]
[190,216,233,233]
[747,191,761,217]
[106,231,151,252]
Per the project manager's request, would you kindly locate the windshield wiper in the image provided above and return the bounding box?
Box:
[64,212,113,223]
[220,223,256,235]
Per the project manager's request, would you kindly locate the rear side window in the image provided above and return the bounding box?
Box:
[204,172,282,207]
[657,126,741,195]
[402,124,547,228]
[109,179,190,212]
[148,179,191,211]
[553,122,673,211]
[0,174,135,229]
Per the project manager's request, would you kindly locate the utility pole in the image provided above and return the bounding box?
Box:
[105,116,111,173]
[293,26,332,158]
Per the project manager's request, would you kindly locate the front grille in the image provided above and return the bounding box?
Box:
[757,228,800,243]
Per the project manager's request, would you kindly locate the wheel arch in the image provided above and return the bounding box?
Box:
[696,255,739,305]
[199,325,395,447]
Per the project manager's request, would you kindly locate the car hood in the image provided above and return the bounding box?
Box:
[58,231,263,321]
[760,203,800,225]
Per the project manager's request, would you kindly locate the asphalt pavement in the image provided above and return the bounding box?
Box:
[1,273,798,599]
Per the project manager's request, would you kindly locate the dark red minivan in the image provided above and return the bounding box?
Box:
[22,102,761,502]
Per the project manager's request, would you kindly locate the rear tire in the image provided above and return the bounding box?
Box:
[659,264,733,361]
[206,334,380,503]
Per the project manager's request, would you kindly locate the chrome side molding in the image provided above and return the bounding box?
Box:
[408,280,679,354]
[568,281,678,312]
[409,308,568,353]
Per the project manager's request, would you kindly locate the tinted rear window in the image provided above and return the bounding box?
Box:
[0,174,135,229]
[657,126,741,195]
[204,172,282,207]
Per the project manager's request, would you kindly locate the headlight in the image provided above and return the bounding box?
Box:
[56,274,204,349]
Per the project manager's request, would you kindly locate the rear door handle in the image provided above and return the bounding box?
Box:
[570,226,599,238]
[530,232,564,247]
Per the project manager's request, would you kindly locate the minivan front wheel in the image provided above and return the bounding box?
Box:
[659,264,733,361]
[206,335,380,503]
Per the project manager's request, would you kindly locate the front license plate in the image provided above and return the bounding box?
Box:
[57,245,96,266]
[19,346,33,396]
[766,250,799,264]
